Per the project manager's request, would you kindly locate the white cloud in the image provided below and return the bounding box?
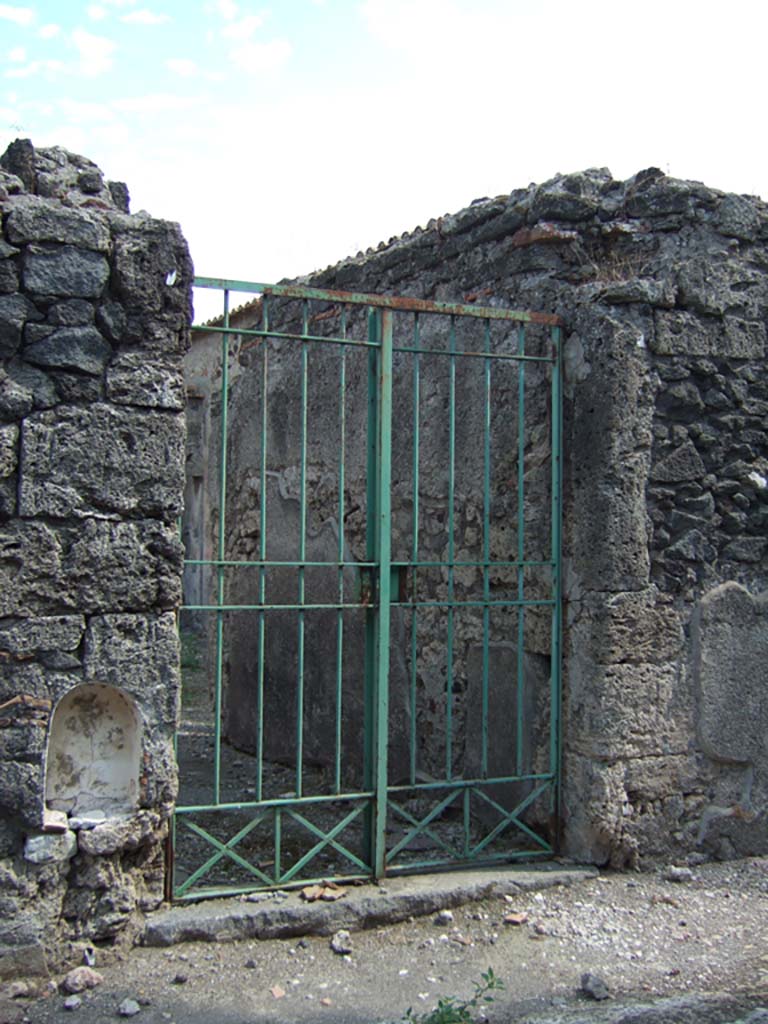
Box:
[38,22,61,38]
[215,0,239,19]
[57,97,116,122]
[5,58,65,78]
[0,104,23,130]
[8,45,26,61]
[166,57,198,77]
[71,28,116,76]
[221,13,262,39]
[360,0,493,58]
[120,9,170,24]
[89,0,138,17]
[0,4,34,27]
[113,93,198,113]
[229,38,292,73]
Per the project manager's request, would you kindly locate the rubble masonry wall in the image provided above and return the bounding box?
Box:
[2,137,767,973]
[0,141,192,977]
[198,166,768,868]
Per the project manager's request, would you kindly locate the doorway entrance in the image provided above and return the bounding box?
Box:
[172,279,562,899]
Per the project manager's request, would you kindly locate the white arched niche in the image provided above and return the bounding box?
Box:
[45,683,142,818]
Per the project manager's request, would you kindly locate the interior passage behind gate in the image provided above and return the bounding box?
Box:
[175,280,562,898]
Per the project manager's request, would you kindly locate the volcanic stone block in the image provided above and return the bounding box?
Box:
[677,258,767,318]
[77,811,161,856]
[0,424,17,477]
[0,519,182,616]
[692,582,768,764]
[650,440,706,483]
[652,311,718,356]
[723,317,766,359]
[0,256,19,295]
[24,325,111,375]
[0,294,40,357]
[0,139,36,190]
[83,613,179,727]
[571,452,652,592]
[112,220,193,335]
[47,299,95,325]
[0,615,85,656]
[569,588,684,666]
[0,761,43,828]
[652,311,765,360]
[722,537,768,563]
[0,363,56,418]
[96,300,127,343]
[571,662,685,760]
[19,404,184,520]
[6,196,110,251]
[715,194,761,241]
[23,245,109,298]
[24,831,77,864]
[106,351,185,409]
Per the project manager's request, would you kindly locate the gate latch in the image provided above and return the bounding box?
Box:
[358,564,409,606]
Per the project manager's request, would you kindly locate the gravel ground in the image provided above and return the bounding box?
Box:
[3,858,768,1024]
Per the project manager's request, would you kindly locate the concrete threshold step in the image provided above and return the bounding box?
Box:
[143,862,597,947]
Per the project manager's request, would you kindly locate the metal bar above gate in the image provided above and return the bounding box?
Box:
[173,278,562,900]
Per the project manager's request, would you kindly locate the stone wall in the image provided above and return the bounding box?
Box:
[188,166,768,868]
[0,141,192,977]
[2,134,765,972]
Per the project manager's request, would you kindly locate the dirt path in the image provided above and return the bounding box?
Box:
[5,858,768,1024]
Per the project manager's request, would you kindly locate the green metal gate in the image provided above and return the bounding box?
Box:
[172,278,562,899]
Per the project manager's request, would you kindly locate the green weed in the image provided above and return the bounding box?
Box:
[403,968,504,1024]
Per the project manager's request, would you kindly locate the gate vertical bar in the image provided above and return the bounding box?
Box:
[213,288,231,804]
[296,300,309,797]
[550,325,563,821]
[516,323,526,777]
[373,309,393,878]
[362,309,380,862]
[445,316,456,780]
[481,317,491,778]
[334,306,347,794]
[255,295,269,801]
[409,313,421,786]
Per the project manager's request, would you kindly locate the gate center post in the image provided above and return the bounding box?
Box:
[371,309,394,877]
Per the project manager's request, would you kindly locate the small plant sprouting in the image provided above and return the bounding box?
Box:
[403,968,504,1024]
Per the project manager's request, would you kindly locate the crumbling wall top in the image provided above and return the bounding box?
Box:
[0,138,130,213]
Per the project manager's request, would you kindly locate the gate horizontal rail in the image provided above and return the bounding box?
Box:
[194,276,563,325]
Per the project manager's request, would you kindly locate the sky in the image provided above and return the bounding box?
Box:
[1,0,767,322]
